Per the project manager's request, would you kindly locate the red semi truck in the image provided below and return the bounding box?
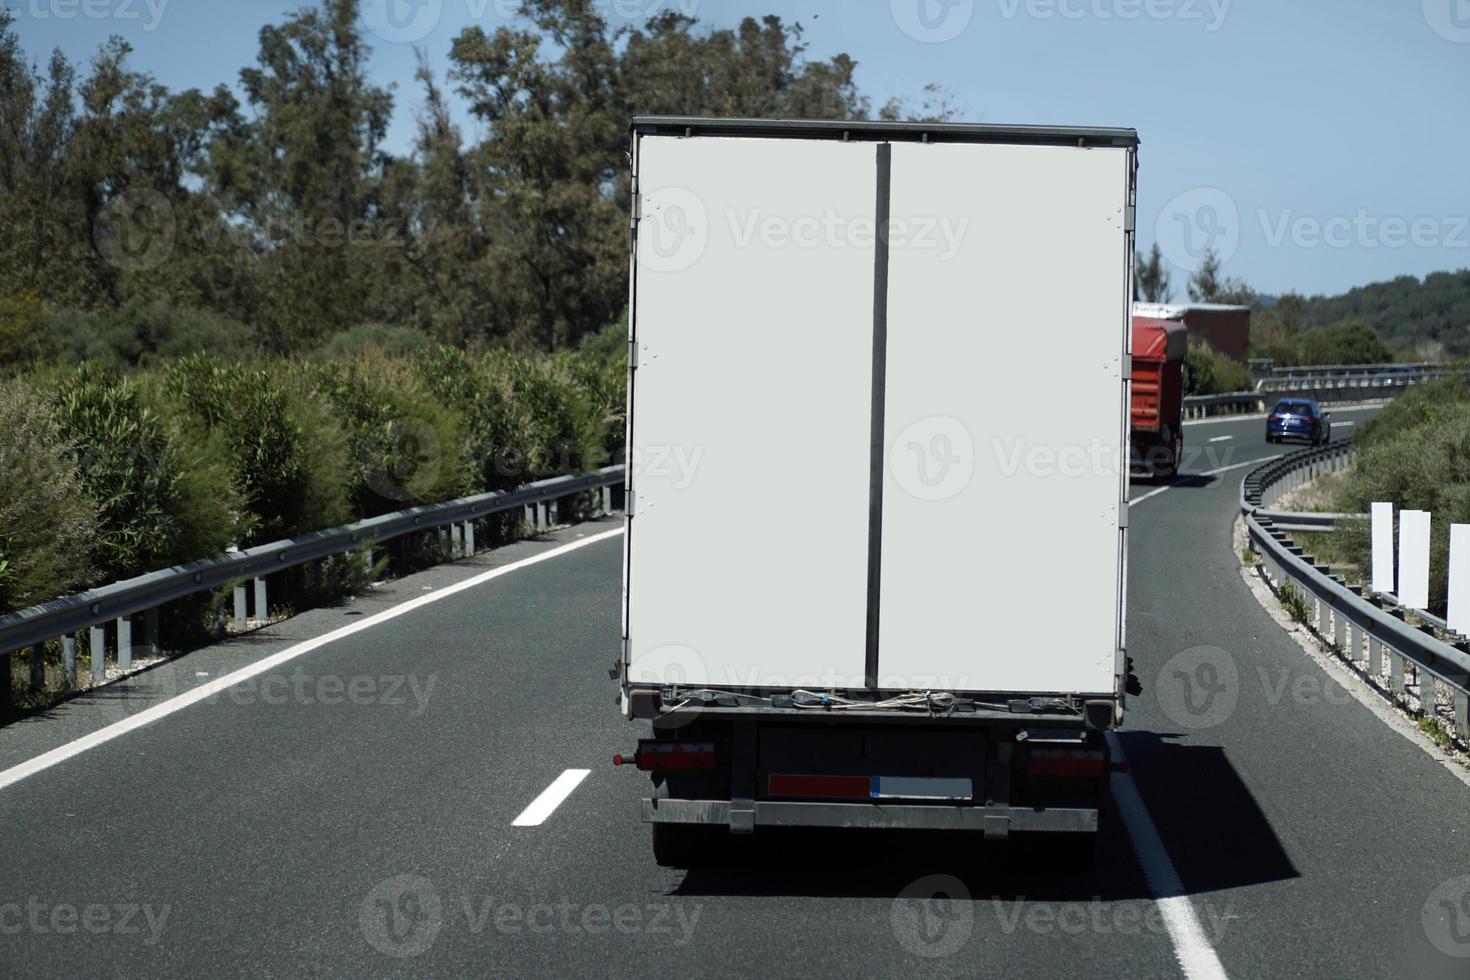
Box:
[1130,313,1188,478]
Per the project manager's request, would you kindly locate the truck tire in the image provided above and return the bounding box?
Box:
[1004,830,1100,875]
[652,821,707,867]
[649,785,719,868]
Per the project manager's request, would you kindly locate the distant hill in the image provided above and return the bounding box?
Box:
[1299,270,1470,360]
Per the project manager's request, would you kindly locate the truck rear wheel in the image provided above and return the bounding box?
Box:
[1004,830,1100,875]
[649,785,719,868]
[652,821,708,867]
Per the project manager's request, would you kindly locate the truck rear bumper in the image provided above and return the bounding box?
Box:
[641,797,1097,838]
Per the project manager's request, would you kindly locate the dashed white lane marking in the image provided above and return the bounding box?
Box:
[1107,735,1230,980]
[1129,455,1284,509]
[0,528,627,793]
[513,769,591,826]
[1208,436,1233,443]
[1336,421,1356,428]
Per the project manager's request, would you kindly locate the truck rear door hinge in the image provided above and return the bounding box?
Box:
[628,340,638,370]
[1123,205,1136,233]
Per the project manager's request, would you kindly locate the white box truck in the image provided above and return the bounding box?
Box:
[614,117,1139,867]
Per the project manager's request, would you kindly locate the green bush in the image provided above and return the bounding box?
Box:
[51,365,239,580]
[1353,376,1470,450]
[501,353,604,480]
[319,323,435,361]
[163,355,349,543]
[1183,344,1254,396]
[0,292,49,371]
[413,346,524,492]
[4,321,628,612]
[41,300,258,369]
[0,381,98,613]
[1288,320,1394,366]
[1332,400,1470,615]
[305,353,470,517]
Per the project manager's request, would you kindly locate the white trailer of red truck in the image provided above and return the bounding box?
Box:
[615,117,1139,867]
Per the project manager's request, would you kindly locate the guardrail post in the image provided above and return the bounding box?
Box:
[1421,669,1436,712]
[463,521,475,557]
[1332,610,1346,651]
[117,616,131,671]
[1390,651,1405,696]
[601,486,611,515]
[233,584,247,631]
[146,608,159,659]
[254,577,267,625]
[61,635,76,690]
[550,498,560,526]
[28,645,43,691]
[90,626,104,684]
[1317,597,1330,635]
[1369,636,1383,679]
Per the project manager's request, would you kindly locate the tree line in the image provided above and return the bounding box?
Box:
[0,0,945,363]
[1134,244,1408,371]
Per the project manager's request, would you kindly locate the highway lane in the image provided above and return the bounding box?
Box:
[4,401,1466,978]
[0,521,1170,978]
[1124,404,1470,979]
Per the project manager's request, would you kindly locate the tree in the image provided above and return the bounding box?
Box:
[1187,248,1254,305]
[222,0,394,349]
[1134,243,1171,303]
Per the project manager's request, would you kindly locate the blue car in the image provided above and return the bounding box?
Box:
[1266,399,1332,445]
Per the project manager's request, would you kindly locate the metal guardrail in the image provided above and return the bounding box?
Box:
[1264,362,1441,381]
[1181,392,1266,419]
[1182,365,1467,420]
[1240,445,1470,740]
[0,466,626,693]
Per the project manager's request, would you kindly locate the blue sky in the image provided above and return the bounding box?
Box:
[9,0,1469,297]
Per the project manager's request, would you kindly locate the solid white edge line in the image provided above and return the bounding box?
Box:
[0,528,627,793]
[512,768,591,827]
[1208,436,1233,443]
[1128,455,1284,509]
[1106,734,1230,980]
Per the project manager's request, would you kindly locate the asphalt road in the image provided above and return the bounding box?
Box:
[4,403,1469,978]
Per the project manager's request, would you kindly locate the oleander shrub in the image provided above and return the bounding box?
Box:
[50,365,238,580]
[162,354,349,543]
[305,353,471,517]
[412,345,524,492]
[0,381,98,614]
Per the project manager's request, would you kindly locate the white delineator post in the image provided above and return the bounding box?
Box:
[1449,524,1470,637]
[1371,502,1394,593]
[1398,509,1432,611]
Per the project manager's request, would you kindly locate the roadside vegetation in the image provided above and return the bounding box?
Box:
[1282,378,1470,618]
[0,322,626,619]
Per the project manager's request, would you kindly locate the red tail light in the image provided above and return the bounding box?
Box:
[635,741,717,771]
[768,774,872,799]
[1268,414,1280,422]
